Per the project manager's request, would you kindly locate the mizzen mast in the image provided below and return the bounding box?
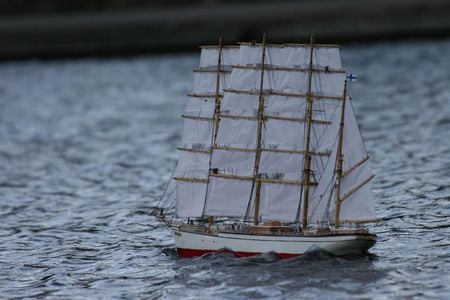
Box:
[301,35,315,230]
[252,33,267,225]
[334,80,348,228]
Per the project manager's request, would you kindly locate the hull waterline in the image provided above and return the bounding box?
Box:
[173,228,377,258]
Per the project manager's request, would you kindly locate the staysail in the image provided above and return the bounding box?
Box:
[308,98,376,224]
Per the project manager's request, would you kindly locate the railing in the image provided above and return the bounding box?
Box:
[178,223,369,237]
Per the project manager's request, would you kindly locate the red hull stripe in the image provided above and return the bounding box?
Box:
[177,248,302,259]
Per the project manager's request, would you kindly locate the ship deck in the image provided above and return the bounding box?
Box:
[175,222,375,239]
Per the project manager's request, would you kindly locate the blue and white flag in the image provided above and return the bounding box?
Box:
[346,73,358,82]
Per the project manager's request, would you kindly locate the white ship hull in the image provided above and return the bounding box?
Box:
[173,227,376,258]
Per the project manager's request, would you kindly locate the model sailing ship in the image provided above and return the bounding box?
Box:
[154,35,379,258]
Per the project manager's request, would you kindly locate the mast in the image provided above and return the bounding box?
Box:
[213,36,224,144]
[301,35,315,230]
[252,33,267,225]
[334,80,348,228]
[208,36,223,226]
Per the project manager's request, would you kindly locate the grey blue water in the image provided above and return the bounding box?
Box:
[0,38,449,299]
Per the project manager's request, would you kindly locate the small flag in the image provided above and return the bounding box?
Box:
[346,73,358,82]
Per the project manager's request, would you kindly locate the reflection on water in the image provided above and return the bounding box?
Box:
[0,39,449,299]
[165,249,387,298]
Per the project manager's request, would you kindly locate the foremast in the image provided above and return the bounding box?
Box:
[207,36,224,226]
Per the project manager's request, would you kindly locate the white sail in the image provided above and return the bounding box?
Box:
[215,117,258,148]
[180,118,213,147]
[238,44,284,66]
[176,180,207,217]
[260,184,318,223]
[259,151,303,174]
[175,47,239,218]
[192,73,224,95]
[210,148,254,175]
[184,96,215,116]
[176,150,210,174]
[260,183,302,222]
[311,46,342,69]
[338,102,376,222]
[203,176,254,217]
[200,46,240,69]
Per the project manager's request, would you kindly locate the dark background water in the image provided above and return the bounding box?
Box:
[0,39,449,299]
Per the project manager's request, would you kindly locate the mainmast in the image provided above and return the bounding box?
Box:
[301,35,315,230]
[252,33,267,225]
[207,36,223,226]
[334,80,348,228]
